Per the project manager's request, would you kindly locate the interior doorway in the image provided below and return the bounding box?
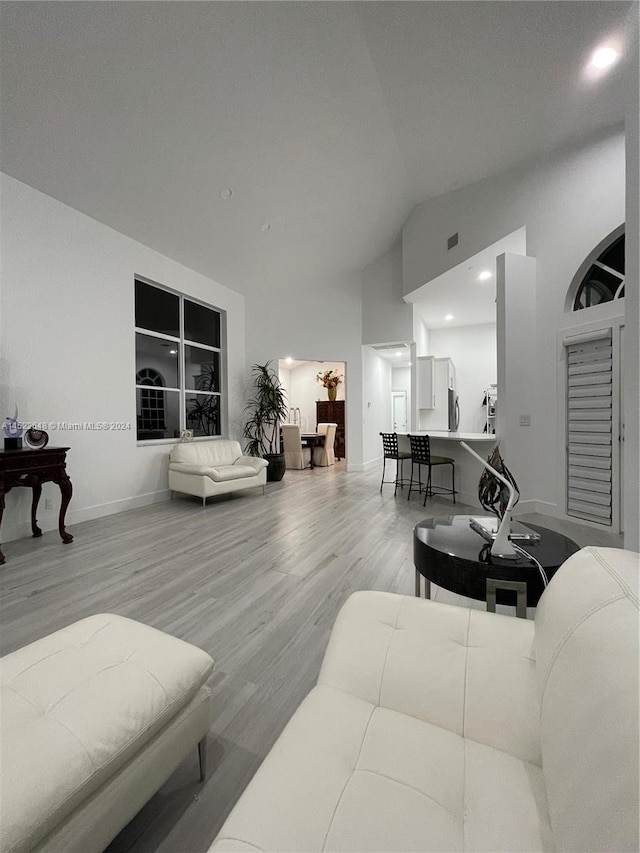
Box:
[392,391,408,432]
[278,358,346,460]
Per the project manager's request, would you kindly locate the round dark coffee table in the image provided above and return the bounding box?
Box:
[413,516,580,616]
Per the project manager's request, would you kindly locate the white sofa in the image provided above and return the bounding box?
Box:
[169,439,268,505]
[0,614,214,853]
[210,546,639,852]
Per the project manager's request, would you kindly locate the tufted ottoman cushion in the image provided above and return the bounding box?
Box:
[0,614,214,853]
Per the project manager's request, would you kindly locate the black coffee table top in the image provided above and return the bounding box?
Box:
[414,515,580,607]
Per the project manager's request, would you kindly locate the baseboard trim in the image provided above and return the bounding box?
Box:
[348,456,382,473]
[514,500,559,518]
[1,489,170,543]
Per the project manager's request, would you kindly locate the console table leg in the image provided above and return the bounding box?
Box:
[57,475,74,544]
[31,484,43,537]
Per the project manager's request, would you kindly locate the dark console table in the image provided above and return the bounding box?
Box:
[0,447,73,564]
[414,515,579,616]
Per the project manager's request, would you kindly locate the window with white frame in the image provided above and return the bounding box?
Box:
[573,231,625,311]
[135,279,223,441]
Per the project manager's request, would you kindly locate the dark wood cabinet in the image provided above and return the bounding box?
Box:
[316,400,345,460]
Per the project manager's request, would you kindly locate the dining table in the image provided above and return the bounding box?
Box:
[301,433,325,469]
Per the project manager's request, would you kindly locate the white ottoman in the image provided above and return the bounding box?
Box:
[0,614,214,853]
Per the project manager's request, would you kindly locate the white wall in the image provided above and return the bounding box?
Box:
[362,347,392,468]
[413,316,429,358]
[624,3,639,549]
[497,254,538,509]
[403,130,629,523]
[0,174,246,541]
[282,360,345,435]
[428,323,496,434]
[362,240,413,345]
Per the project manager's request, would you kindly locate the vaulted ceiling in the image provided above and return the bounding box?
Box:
[0,1,633,296]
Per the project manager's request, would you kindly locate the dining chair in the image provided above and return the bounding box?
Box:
[407,434,456,505]
[379,432,411,496]
[316,423,329,435]
[281,424,311,470]
[313,423,337,467]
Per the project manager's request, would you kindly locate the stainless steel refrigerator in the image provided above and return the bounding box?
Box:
[448,388,460,431]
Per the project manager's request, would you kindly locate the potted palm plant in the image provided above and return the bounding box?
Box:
[243,361,288,482]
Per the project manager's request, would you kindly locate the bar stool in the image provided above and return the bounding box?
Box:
[379,433,411,496]
[407,434,456,505]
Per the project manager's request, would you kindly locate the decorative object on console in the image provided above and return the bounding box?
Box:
[3,405,23,450]
[24,428,49,449]
[243,361,288,482]
[478,445,519,518]
[316,369,343,402]
[460,441,519,559]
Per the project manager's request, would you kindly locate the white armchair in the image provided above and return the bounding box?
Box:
[281,424,311,470]
[313,423,337,467]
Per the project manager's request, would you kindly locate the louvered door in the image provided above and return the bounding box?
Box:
[566,332,613,525]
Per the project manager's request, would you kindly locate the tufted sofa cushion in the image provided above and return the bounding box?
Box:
[533,546,639,852]
[211,594,549,852]
[170,439,243,467]
[0,614,214,853]
[210,546,639,852]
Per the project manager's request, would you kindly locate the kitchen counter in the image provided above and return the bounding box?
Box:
[403,431,495,442]
[397,431,500,506]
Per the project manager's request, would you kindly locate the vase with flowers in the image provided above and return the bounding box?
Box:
[316,369,343,402]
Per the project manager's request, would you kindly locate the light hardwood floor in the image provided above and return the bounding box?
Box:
[0,463,623,852]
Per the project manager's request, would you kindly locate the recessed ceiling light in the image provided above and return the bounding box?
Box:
[478,270,492,281]
[590,45,620,69]
[285,357,293,365]
[445,314,454,321]
[260,222,271,232]
[395,351,402,357]
[169,349,177,355]
[220,188,233,199]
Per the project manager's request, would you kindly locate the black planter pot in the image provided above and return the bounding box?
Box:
[264,453,286,482]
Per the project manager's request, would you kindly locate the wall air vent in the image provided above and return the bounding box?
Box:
[371,344,409,353]
[447,233,459,250]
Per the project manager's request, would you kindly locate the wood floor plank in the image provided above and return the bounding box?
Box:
[0,462,621,852]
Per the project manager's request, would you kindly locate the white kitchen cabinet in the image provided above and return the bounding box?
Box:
[418,358,457,430]
[416,356,435,409]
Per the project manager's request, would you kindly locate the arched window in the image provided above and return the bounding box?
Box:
[573,229,625,311]
[136,368,166,435]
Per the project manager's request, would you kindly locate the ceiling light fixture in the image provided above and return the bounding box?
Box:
[590,45,620,69]
[478,270,492,281]
[395,351,402,357]
[260,222,271,232]
[445,314,454,321]
[220,188,233,199]
[285,357,293,365]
